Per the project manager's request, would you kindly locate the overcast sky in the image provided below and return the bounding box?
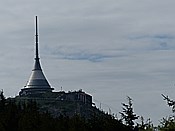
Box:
[0,0,175,125]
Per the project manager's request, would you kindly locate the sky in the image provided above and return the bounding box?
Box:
[0,0,175,125]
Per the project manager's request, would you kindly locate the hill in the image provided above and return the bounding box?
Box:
[0,91,131,131]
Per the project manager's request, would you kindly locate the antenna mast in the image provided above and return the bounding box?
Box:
[35,16,39,59]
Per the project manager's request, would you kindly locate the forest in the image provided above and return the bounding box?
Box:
[0,91,175,131]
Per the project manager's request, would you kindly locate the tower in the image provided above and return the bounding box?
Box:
[19,16,54,96]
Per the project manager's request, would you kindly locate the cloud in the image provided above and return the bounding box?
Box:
[58,52,110,62]
[42,45,115,62]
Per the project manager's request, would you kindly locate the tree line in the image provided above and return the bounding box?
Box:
[0,91,130,131]
[0,91,175,131]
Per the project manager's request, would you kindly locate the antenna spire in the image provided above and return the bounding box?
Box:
[35,16,39,59]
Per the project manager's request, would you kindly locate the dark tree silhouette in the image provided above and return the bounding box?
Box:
[0,91,131,131]
[162,94,175,113]
[120,96,139,130]
[0,90,5,109]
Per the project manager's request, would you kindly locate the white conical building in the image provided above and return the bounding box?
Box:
[19,16,54,96]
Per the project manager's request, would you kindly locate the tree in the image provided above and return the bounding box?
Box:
[158,94,175,130]
[136,116,154,131]
[0,90,5,109]
[162,94,175,113]
[120,96,139,130]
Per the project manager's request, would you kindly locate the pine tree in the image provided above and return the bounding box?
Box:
[120,96,139,130]
[0,90,5,110]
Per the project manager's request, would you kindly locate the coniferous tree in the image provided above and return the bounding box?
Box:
[120,96,139,130]
[0,90,5,109]
[162,94,175,113]
[158,94,175,130]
